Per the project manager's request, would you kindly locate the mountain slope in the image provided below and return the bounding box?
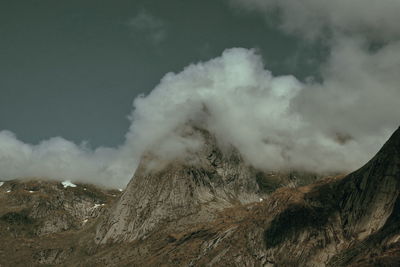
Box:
[0,127,399,266]
[0,179,121,266]
[89,126,400,266]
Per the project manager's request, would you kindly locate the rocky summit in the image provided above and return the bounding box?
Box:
[95,128,321,245]
[0,127,399,266]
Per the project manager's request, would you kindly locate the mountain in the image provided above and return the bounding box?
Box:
[0,127,399,266]
[95,129,270,244]
[95,128,320,244]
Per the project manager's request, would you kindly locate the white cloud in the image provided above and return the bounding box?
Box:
[124,48,397,174]
[128,11,167,44]
[0,130,126,187]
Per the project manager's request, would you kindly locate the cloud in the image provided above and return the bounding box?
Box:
[121,0,400,178]
[294,37,400,138]
[0,46,398,187]
[124,47,397,174]
[229,0,400,41]
[128,11,167,44]
[0,130,125,188]
[227,0,400,138]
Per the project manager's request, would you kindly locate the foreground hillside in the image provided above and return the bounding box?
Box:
[0,127,399,266]
[0,179,121,265]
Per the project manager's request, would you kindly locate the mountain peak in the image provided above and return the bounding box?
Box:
[95,129,267,243]
[95,125,327,244]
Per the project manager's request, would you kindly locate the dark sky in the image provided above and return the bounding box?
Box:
[0,0,325,147]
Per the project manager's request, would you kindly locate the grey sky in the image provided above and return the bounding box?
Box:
[0,0,325,147]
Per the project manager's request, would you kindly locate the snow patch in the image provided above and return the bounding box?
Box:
[61,180,77,188]
[0,182,4,187]
[118,188,123,192]
[6,190,11,193]
[92,203,106,210]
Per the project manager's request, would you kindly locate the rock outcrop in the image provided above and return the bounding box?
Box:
[95,129,270,244]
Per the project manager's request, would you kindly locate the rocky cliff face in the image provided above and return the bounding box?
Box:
[95,129,269,244]
[95,128,321,245]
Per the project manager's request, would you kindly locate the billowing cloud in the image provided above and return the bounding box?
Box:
[0,130,124,187]
[124,48,396,175]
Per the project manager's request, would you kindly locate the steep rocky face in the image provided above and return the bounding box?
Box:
[194,126,400,266]
[96,130,269,244]
[96,127,323,245]
[337,127,400,241]
[196,126,400,266]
